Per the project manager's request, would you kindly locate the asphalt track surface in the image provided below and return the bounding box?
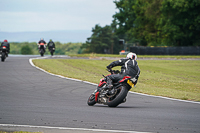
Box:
[0,55,200,133]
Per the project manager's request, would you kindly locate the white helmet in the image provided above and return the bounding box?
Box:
[126,52,137,60]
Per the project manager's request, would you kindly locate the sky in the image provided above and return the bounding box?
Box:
[0,0,118,32]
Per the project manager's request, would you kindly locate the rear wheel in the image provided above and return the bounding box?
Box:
[1,52,5,62]
[87,94,96,106]
[107,85,128,107]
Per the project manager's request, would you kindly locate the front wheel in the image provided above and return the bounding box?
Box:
[87,94,96,106]
[107,85,128,107]
[51,51,54,56]
[40,49,44,56]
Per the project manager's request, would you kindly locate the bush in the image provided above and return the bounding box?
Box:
[21,45,33,55]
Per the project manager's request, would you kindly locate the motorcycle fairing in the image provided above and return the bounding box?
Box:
[119,76,131,83]
[98,78,106,87]
[95,92,99,102]
[39,43,45,45]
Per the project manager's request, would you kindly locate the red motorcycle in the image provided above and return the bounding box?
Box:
[38,43,46,56]
[0,46,8,62]
[87,69,137,107]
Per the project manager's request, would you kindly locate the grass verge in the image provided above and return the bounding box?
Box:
[69,53,200,59]
[32,58,200,102]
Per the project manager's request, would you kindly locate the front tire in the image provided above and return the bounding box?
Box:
[87,94,96,106]
[51,51,54,56]
[40,49,44,56]
[107,85,128,107]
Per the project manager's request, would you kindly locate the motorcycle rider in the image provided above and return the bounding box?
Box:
[47,39,55,52]
[1,40,10,57]
[104,52,140,90]
[37,38,47,52]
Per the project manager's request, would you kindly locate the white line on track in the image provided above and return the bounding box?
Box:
[29,57,200,105]
[0,124,153,133]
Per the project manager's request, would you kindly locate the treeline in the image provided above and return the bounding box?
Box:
[10,42,82,55]
[81,0,200,54]
[81,25,123,54]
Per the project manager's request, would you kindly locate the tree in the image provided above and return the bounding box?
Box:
[21,45,33,55]
[159,0,200,46]
[81,24,121,54]
[112,0,200,46]
[10,42,82,55]
[132,0,163,45]
[113,0,138,44]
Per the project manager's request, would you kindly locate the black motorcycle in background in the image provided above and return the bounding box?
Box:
[0,46,8,62]
[49,47,55,56]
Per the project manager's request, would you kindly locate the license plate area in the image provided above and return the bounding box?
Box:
[127,79,134,87]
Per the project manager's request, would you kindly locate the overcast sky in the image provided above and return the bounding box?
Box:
[0,0,118,32]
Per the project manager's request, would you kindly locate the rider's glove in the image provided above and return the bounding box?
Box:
[106,66,112,72]
[107,65,112,69]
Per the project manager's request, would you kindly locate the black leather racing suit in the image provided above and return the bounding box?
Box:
[47,41,55,51]
[107,58,140,84]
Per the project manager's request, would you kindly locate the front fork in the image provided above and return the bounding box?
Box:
[93,86,109,104]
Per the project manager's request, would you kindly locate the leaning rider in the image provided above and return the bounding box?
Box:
[104,52,140,89]
[1,39,10,57]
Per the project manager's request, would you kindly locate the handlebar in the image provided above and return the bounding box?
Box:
[106,68,120,74]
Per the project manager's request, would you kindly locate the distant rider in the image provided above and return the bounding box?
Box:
[103,52,140,90]
[47,39,55,51]
[37,38,47,52]
[1,39,10,57]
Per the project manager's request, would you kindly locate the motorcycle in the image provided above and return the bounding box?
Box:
[49,47,55,56]
[39,43,46,56]
[0,46,8,62]
[87,69,137,107]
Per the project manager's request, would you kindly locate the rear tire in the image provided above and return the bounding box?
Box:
[107,86,128,107]
[1,52,5,62]
[87,94,96,106]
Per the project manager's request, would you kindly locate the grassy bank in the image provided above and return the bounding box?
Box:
[69,53,200,59]
[32,58,200,101]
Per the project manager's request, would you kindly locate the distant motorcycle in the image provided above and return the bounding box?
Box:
[49,47,55,56]
[0,46,8,62]
[87,69,137,107]
[39,43,46,56]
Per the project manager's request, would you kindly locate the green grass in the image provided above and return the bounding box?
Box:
[69,53,200,59]
[32,58,200,101]
[33,59,112,84]
[136,60,200,101]
[69,53,125,58]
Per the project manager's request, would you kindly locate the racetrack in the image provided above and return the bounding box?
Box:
[0,56,200,133]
